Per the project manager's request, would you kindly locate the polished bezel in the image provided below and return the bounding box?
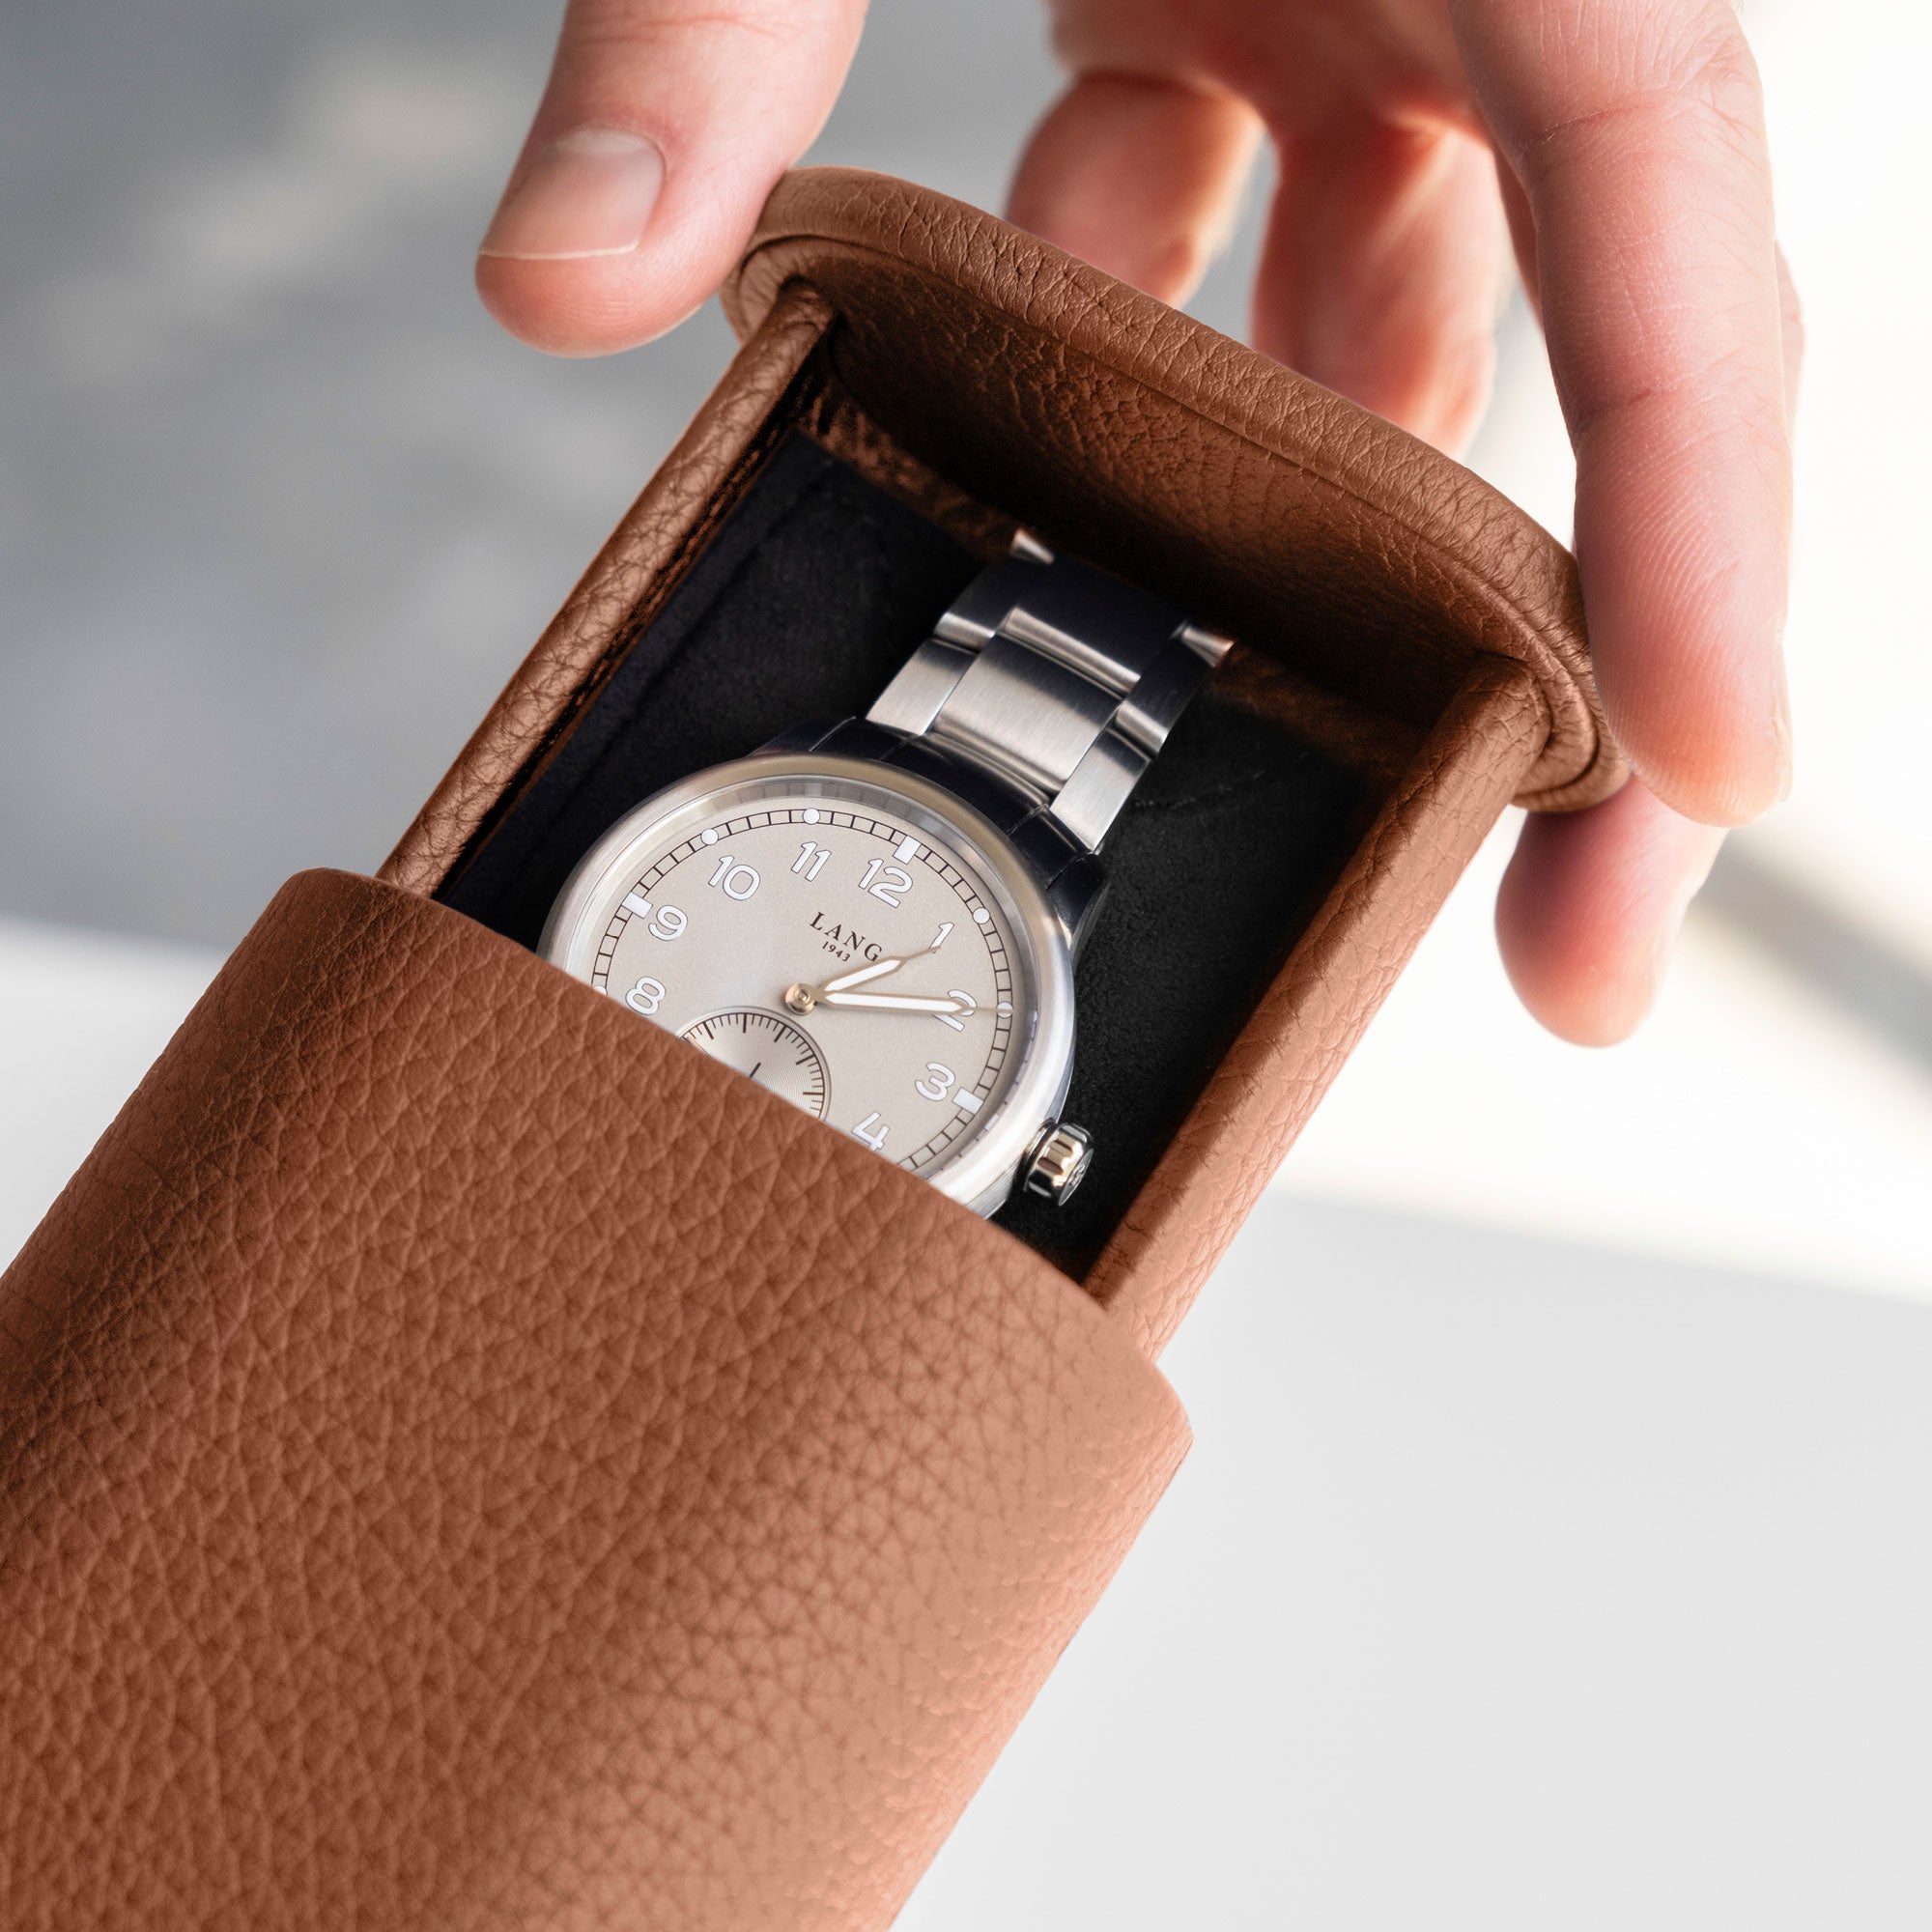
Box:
[538,752,1077,1216]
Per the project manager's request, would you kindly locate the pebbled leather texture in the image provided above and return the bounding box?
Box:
[0,871,1188,1930]
[724,168,1622,814]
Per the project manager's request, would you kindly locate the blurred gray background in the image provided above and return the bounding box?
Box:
[0,0,1092,944]
[6,2,1931,1925]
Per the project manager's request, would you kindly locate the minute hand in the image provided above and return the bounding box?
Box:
[815,988,964,1014]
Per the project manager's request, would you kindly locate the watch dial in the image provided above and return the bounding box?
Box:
[549,774,1037,1184]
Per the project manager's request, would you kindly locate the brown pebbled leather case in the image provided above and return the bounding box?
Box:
[0,171,1617,1930]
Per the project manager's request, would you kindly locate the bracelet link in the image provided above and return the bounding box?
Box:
[867,532,1228,852]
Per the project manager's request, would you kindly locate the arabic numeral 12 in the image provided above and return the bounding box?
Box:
[858,858,913,907]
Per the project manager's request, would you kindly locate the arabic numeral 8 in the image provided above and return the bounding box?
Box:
[625,977,667,1015]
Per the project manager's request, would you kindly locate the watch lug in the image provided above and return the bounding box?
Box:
[1046,859,1107,959]
[755,720,840,756]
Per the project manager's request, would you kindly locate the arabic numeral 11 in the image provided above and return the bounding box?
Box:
[792,840,831,881]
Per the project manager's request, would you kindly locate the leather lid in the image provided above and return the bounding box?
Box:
[723,168,1623,812]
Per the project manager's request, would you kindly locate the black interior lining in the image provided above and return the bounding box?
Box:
[440,435,1373,1276]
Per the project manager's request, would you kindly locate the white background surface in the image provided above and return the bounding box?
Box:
[3,0,1930,1924]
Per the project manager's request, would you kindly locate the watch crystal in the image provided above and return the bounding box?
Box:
[546,770,1045,1192]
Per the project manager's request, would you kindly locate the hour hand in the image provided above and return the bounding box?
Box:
[817,955,909,995]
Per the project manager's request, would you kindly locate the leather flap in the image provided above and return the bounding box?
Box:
[723,167,1623,812]
[0,869,1188,1932]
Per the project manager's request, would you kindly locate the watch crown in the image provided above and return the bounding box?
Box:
[1022,1120,1094,1206]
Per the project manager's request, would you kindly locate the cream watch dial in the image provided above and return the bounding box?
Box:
[541,757,1073,1208]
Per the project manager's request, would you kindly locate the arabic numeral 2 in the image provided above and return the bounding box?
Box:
[858,858,913,907]
[851,1111,889,1151]
[934,990,977,1033]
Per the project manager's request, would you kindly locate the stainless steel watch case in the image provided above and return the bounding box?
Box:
[538,748,1082,1219]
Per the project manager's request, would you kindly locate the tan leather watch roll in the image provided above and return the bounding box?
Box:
[0,169,1618,1931]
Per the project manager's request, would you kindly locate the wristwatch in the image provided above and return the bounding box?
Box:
[540,531,1228,1217]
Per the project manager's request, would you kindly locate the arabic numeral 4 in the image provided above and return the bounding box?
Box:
[851,1111,890,1152]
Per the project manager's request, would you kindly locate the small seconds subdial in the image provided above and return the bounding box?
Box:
[678,1008,830,1120]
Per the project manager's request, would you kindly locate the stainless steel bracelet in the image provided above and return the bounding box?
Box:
[865,533,1230,853]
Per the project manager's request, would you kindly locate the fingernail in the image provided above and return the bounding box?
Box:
[479,128,664,261]
[1649,840,1724,979]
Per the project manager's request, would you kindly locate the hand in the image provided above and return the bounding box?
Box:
[794,990,968,1016]
[475,0,1800,1045]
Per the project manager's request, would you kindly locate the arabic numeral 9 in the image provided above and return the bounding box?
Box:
[624,977,667,1015]
[649,904,687,941]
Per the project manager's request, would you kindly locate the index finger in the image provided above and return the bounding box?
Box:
[1452,0,1793,824]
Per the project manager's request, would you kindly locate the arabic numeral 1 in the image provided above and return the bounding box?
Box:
[851,1111,889,1151]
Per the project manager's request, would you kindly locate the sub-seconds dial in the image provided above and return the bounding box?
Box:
[678,1009,831,1121]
